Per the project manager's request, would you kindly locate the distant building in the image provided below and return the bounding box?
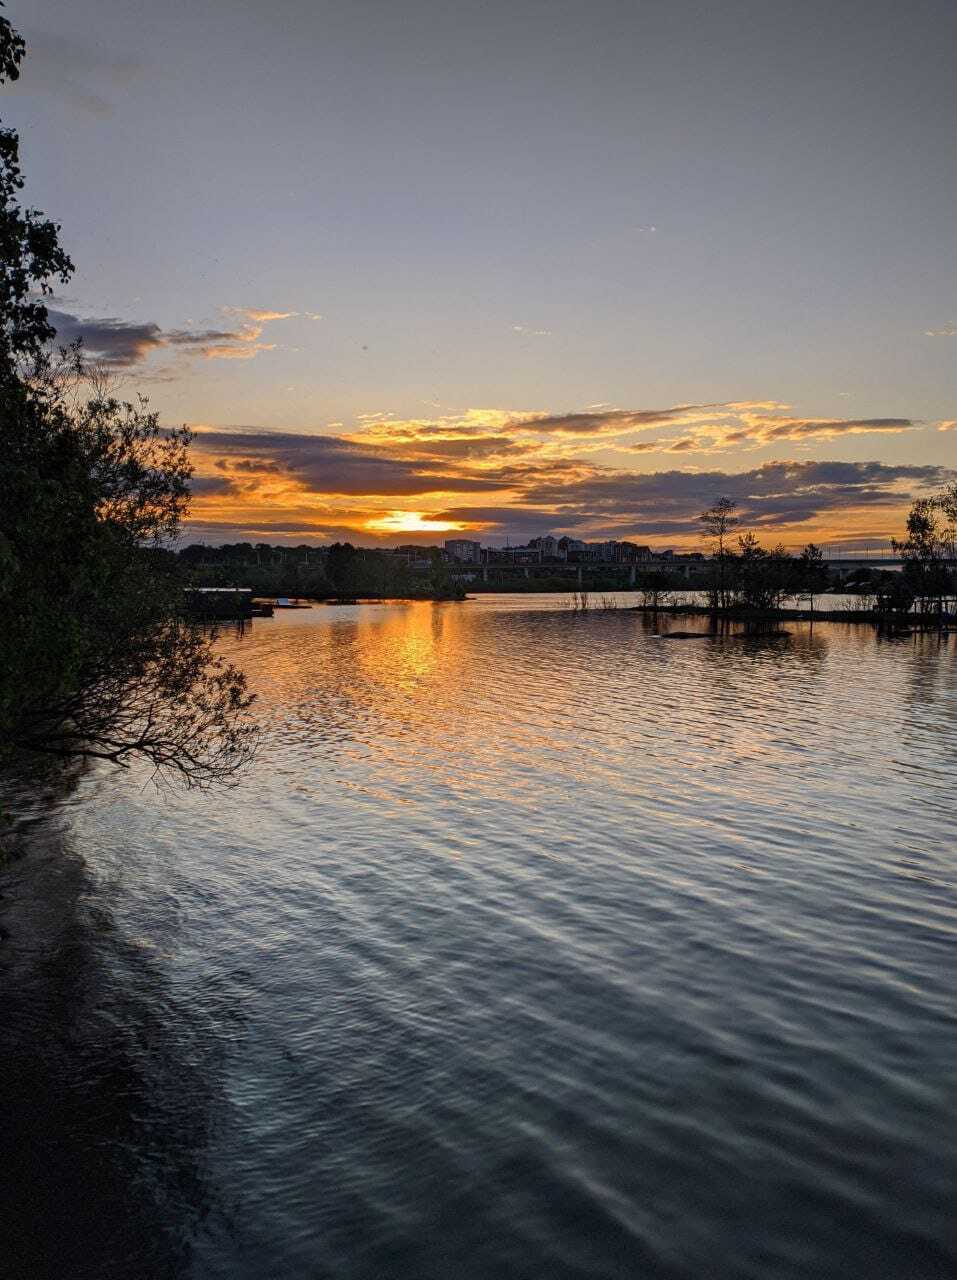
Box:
[575,540,623,562]
[528,534,561,560]
[557,536,586,562]
[492,544,539,564]
[620,542,654,562]
[444,539,482,564]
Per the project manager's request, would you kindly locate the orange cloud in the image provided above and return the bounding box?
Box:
[185,403,953,550]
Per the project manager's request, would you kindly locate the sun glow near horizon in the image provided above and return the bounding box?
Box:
[365,511,467,535]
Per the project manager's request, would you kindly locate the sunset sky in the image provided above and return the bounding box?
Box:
[11,0,957,547]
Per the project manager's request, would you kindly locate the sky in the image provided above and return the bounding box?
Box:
[8,0,957,548]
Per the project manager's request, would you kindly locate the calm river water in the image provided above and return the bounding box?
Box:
[2,595,956,1279]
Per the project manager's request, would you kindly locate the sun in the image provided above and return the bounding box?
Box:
[366,510,465,535]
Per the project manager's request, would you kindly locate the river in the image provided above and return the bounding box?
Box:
[2,595,955,1279]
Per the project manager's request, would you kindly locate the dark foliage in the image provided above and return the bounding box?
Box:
[0,7,73,377]
[891,489,957,624]
[0,10,255,785]
[699,497,739,611]
[180,540,465,600]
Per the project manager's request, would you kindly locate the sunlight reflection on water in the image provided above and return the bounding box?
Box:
[3,595,956,1280]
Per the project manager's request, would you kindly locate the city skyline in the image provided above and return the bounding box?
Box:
[11,0,957,547]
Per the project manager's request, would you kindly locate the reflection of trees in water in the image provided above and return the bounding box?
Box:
[896,630,957,695]
[858,632,957,888]
[897,630,957,750]
[0,798,233,1280]
[636,615,833,777]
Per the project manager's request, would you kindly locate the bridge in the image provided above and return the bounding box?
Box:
[453,554,957,587]
[817,555,957,574]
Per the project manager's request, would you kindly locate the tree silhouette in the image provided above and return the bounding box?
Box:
[0,8,256,784]
[699,497,738,611]
[0,6,73,378]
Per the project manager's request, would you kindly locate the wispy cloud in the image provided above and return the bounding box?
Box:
[695,413,915,450]
[47,304,305,368]
[925,325,957,337]
[505,405,711,438]
[495,402,917,450]
[621,437,700,454]
[224,308,296,323]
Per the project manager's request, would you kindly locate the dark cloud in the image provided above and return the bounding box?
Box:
[510,407,697,437]
[385,435,537,462]
[47,309,165,366]
[520,460,952,532]
[47,306,289,367]
[184,520,340,536]
[194,429,507,497]
[188,475,237,497]
[215,458,286,475]
[167,329,243,347]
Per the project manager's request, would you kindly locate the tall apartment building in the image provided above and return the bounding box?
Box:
[444,539,482,564]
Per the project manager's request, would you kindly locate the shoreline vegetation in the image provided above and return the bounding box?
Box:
[0,11,255,787]
[179,540,469,605]
[186,587,957,635]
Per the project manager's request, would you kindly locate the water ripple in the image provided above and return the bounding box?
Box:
[2,597,956,1279]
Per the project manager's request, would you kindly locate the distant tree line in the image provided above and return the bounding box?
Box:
[178,541,465,600]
